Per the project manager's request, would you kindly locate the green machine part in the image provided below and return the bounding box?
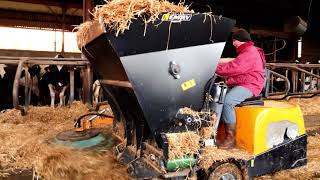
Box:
[52,133,106,149]
[166,156,197,171]
[51,129,117,150]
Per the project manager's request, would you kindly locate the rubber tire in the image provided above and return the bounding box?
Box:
[208,163,242,180]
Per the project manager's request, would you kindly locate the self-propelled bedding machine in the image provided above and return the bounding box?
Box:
[75,13,307,179]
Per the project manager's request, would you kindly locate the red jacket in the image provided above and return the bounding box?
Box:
[216,42,265,96]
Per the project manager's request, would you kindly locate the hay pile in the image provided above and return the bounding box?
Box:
[75,0,193,48]
[0,102,130,180]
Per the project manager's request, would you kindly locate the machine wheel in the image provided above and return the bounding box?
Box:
[208,163,242,180]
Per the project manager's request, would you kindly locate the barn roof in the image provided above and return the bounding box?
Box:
[0,0,318,35]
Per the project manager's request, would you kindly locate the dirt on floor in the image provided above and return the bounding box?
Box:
[0,96,319,180]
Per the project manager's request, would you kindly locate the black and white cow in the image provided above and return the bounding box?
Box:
[0,56,99,110]
[1,65,17,110]
[303,76,318,92]
[40,63,70,107]
[19,65,41,106]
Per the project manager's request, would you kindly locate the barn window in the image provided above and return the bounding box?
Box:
[297,37,302,58]
[0,27,80,53]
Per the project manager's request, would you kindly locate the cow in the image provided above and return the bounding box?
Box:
[0,57,101,110]
[74,66,83,102]
[38,57,86,107]
[39,63,70,107]
[0,64,42,111]
[92,73,104,105]
[303,76,318,92]
[20,65,42,107]
[1,64,17,110]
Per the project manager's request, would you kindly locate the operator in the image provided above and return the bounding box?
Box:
[216,28,266,149]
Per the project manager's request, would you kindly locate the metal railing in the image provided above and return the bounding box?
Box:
[1,56,320,114]
[0,56,92,115]
[266,63,320,100]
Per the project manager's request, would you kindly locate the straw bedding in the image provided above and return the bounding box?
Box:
[199,147,253,170]
[0,102,130,180]
[75,0,193,48]
[0,96,319,179]
[287,95,320,115]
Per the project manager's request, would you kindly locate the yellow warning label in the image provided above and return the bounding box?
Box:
[251,159,254,167]
[181,79,196,91]
[162,13,170,21]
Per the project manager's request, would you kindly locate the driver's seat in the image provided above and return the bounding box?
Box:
[237,69,270,107]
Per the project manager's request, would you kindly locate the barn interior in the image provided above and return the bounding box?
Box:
[0,0,319,62]
[0,0,319,179]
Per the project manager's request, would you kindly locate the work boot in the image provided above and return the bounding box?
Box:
[219,124,236,149]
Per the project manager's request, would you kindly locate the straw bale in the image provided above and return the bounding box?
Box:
[166,132,200,160]
[0,102,130,179]
[74,20,104,49]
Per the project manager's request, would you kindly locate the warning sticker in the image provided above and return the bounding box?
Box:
[181,79,196,91]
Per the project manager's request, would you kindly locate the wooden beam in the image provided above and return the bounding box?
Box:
[83,0,94,22]
[233,26,290,38]
[81,0,94,108]
[7,0,82,9]
[0,9,81,31]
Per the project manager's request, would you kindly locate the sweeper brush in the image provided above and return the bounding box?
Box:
[51,109,116,149]
[52,129,106,149]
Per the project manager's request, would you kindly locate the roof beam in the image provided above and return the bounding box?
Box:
[0,9,82,31]
[6,0,82,9]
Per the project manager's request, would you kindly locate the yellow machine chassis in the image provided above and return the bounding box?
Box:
[235,100,306,155]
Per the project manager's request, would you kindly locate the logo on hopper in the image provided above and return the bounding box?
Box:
[162,13,192,22]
